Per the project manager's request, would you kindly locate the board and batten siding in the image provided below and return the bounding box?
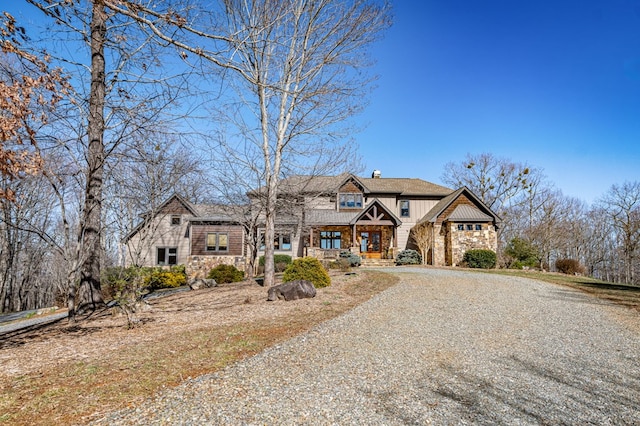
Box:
[190,224,244,256]
[372,197,441,250]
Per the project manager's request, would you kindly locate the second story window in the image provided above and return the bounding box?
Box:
[400,200,410,217]
[171,215,181,225]
[339,193,363,209]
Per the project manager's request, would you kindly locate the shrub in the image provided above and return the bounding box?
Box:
[504,237,540,269]
[396,249,422,265]
[339,250,361,267]
[283,257,331,288]
[101,266,149,328]
[259,254,292,272]
[555,258,585,275]
[463,249,497,269]
[207,264,245,284]
[328,258,351,271]
[102,266,144,301]
[145,266,187,290]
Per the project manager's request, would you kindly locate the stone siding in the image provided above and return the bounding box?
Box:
[432,224,446,266]
[186,255,246,279]
[448,223,497,266]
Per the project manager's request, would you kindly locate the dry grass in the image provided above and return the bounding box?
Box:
[0,270,398,426]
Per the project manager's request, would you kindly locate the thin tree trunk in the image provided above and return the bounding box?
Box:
[263,191,276,287]
[73,0,107,317]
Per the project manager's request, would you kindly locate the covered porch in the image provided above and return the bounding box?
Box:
[304,200,401,260]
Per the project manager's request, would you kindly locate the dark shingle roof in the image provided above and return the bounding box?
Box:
[274,174,453,196]
[358,177,452,196]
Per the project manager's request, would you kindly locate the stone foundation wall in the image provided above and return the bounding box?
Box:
[186,255,246,279]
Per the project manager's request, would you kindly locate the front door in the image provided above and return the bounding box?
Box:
[360,231,381,259]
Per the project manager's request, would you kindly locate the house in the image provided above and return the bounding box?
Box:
[123,171,500,277]
[266,171,500,266]
[123,194,247,278]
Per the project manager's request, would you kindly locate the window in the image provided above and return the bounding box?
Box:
[171,215,181,226]
[259,232,292,251]
[207,233,228,251]
[320,231,341,249]
[457,223,483,231]
[400,200,410,217]
[273,233,292,251]
[157,247,177,265]
[339,193,363,209]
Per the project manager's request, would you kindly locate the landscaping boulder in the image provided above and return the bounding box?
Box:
[188,278,217,290]
[267,280,317,301]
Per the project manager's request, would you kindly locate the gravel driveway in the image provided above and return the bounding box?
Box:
[94,268,640,425]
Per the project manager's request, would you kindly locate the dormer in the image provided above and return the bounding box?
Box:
[336,176,367,211]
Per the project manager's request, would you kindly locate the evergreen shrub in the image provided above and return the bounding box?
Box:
[207,264,245,284]
[504,237,540,269]
[145,266,187,290]
[283,257,331,288]
[396,249,422,265]
[259,254,292,272]
[463,249,497,269]
[339,250,361,267]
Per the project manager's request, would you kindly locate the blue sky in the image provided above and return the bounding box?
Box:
[5,1,639,204]
[357,1,640,204]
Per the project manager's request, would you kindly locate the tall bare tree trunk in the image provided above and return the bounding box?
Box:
[71,0,107,318]
[263,176,278,287]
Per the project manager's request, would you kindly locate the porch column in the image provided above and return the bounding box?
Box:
[309,227,314,247]
[391,226,396,259]
[352,224,357,247]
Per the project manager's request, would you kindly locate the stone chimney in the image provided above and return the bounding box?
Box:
[372,169,381,179]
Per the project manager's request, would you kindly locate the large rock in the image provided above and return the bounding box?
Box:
[188,278,217,290]
[267,280,317,301]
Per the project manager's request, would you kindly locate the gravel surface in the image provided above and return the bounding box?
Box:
[0,312,67,334]
[93,268,640,425]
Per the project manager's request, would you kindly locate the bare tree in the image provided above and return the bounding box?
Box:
[442,153,543,214]
[105,131,207,267]
[408,223,432,265]
[443,152,550,262]
[599,181,640,284]
[111,0,391,286]
[23,0,198,318]
[0,174,60,311]
[0,11,68,201]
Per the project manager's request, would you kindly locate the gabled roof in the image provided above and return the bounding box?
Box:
[124,194,246,242]
[357,177,452,196]
[418,187,501,225]
[350,198,402,226]
[268,174,453,197]
[123,193,198,242]
[447,204,493,222]
[305,199,402,226]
